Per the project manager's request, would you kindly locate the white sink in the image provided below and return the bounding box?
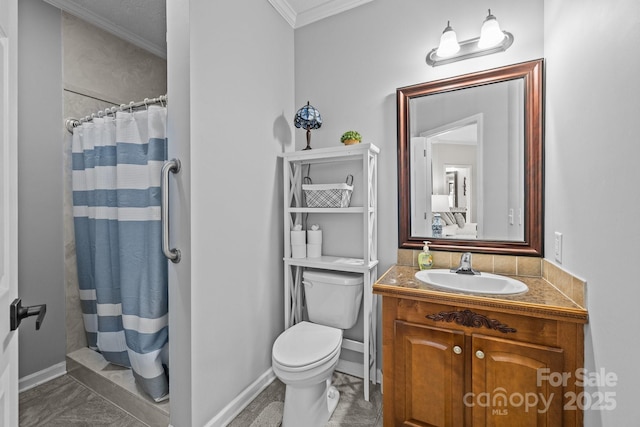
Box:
[415,269,528,295]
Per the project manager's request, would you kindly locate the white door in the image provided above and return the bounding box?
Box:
[0,0,19,425]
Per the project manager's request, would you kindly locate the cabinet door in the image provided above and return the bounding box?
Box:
[471,334,564,427]
[394,321,465,427]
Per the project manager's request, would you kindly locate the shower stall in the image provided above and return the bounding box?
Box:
[60,12,171,425]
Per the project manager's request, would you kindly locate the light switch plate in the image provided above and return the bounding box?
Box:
[554,232,563,263]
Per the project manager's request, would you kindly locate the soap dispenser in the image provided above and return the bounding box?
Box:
[418,241,433,270]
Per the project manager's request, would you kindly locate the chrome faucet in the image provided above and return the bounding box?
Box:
[451,252,480,275]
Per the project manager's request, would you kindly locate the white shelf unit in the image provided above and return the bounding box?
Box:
[280,143,379,401]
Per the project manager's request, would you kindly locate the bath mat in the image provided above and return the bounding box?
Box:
[249,401,283,427]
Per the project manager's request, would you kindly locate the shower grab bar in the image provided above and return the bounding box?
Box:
[161,159,181,263]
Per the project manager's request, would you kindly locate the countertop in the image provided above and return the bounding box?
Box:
[374,265,588,323]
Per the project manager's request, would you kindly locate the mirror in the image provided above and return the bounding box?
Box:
[397,59,543,256]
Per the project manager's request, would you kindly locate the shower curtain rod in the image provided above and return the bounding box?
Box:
[64,94,167,133]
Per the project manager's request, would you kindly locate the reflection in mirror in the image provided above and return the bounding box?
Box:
[398,59,543,256]
[410,78,524,241]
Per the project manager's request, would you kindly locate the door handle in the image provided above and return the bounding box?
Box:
[10,298,47,331]
[161,159,181,263]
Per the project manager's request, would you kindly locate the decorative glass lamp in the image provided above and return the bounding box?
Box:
[431,195,450,238]
[294,101,322,150]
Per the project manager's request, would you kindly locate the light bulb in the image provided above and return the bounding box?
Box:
[478,10,506,49]
[436,21,460,58]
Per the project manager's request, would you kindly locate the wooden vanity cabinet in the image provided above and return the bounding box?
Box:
[393,321,465,426]
[382,297,584,427]
[470,334,564,426]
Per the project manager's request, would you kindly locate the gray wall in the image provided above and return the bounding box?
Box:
[167,0,294,425]
[544,0,640,424]
[166,1,192,424]
[17,0,65,379]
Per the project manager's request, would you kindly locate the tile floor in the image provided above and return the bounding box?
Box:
[229,371,383,427]
[66,348,169,426]
[19,369,382,426]
[19,375,147,427]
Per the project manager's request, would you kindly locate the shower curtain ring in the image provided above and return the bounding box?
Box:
[65,118,79,133]
[129,101,135,113]
[144,98,149,109]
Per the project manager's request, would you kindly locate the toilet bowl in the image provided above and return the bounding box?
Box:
[272,270,363,427]
[272,321,342,427]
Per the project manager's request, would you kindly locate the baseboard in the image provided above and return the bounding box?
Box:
[19,361,67,392]
[204,368,277,427]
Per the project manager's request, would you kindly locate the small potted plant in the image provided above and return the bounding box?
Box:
[340,130,362,146]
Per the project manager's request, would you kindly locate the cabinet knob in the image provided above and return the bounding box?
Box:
[475,350,485,359]
[453,345,462,355]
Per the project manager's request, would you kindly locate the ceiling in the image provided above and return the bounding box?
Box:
[42,0,374,59]
[42,0,167,58]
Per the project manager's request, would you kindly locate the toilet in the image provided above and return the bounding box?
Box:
[272,270,364,427]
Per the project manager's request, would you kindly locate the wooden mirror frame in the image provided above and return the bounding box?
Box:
[397,59,543,256]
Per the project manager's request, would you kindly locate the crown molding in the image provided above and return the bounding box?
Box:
[267,0,297,28]
[41,0,166,59]
[268,0,374,29]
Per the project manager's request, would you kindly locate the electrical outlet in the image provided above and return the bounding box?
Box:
[554,232,563,263]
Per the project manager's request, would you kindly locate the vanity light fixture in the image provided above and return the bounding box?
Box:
[294,101,323,150]
[426,9,514,67]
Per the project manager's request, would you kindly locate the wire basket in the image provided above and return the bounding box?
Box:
[302,175,353,208]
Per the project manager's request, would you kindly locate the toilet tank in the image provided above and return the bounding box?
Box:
[302,270,363,329]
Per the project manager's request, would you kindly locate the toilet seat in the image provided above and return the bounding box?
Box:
[272,322,342,372]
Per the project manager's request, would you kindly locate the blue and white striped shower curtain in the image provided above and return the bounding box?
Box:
[72,105,169,401]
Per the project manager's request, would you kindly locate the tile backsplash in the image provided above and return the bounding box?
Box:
[397,249,585,308]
